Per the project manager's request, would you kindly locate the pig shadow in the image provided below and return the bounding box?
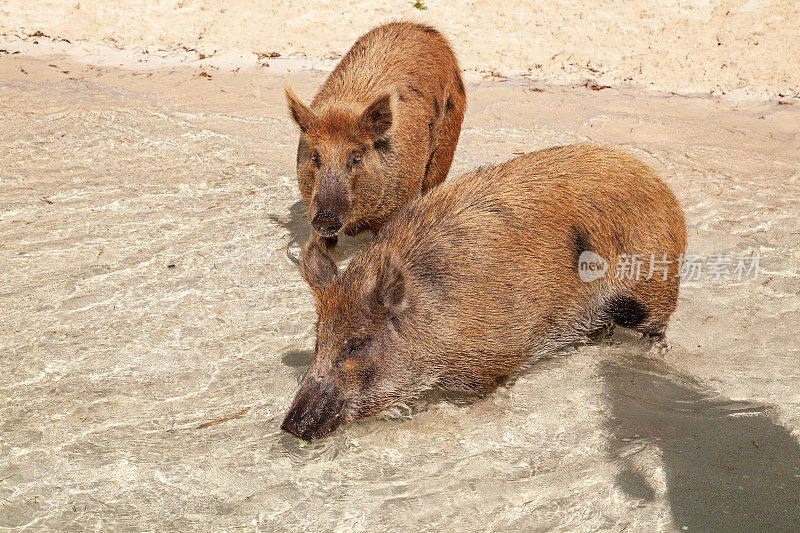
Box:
[267,200,311,266]
[602,352,800,532]
[281,349,313,384]
[268,200,375,266]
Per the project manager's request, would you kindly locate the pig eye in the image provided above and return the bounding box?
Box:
[310,152,321,168]
[347,153,362,168]
[338,337,368,364]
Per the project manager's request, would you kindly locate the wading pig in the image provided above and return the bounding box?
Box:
[282,144,686,441]
[285,21,466,247]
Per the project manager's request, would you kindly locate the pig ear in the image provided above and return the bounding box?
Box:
[301,236,338,292]
[374,252,407,315]
[285,85,316,133]
[360,94,393,141]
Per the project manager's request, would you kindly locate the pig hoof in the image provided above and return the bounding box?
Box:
[645,333,668,356]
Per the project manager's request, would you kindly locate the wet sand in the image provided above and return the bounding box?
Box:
[1,38,800,531]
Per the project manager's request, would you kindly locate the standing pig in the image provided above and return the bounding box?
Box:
[285,22,466,247]
[282,144,687,441]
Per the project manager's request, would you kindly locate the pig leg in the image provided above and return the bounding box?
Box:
[609,275,680,347]
[422,94,465,191]
[634,276,679,338]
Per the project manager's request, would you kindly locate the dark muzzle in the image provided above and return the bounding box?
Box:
[311,210,343,237]
[281,378,346,441]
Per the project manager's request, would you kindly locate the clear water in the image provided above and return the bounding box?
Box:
[1,73,799,531]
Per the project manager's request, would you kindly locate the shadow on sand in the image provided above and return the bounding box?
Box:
[268,200,375,266]
[602,352,800,532]
[267,200,311,265]
[281,349,313,384]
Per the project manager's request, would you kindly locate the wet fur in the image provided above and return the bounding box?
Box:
[286,21,466,238]
[290,144,687,438]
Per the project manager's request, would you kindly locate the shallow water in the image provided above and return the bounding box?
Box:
[602,335,800,532]
[1,65,799,531]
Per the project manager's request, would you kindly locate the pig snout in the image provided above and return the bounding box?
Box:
[281,378,347,441]
[311,210,343,237]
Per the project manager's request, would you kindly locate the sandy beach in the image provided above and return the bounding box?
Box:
[2,0,800,98]
[1,1,799,531]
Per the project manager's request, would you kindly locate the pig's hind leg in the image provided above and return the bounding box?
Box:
[605,277,679,352]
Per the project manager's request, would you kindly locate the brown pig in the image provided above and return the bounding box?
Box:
[282,144,687,440]
[285,21,466,246]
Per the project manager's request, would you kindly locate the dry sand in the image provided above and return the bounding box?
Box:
[1,1,800,531]
[2,0,800,98]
